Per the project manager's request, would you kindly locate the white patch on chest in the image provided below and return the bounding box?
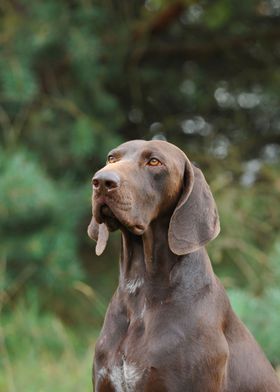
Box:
[108,360,143,392]
[123,361,142,391]
[125,278,144,295]
[110,366,124,392]
[97,367,108,380]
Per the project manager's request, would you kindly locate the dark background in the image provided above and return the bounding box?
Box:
[0,0,280,390]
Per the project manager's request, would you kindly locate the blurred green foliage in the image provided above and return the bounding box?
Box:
[229,242,280,365]
[0,298,94,392]
[0,0,280,389]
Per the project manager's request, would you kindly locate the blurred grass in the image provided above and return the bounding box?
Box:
[229,288,280,366]
[0,299,97,392]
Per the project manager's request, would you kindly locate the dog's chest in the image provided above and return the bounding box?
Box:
[95,318,148,391]
[94,287,149,388]
[94,288,188,391]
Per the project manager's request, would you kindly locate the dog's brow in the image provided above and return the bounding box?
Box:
[140,149,165,160]
[107,149,123,158]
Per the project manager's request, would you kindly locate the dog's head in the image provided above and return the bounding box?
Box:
[88,140,220,255]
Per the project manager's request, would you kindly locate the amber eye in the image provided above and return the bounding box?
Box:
[147,158,162,166]
[107,155,117,164]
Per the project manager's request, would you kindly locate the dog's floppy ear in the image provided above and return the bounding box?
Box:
[168,159,220,255]
[87,216,109,256]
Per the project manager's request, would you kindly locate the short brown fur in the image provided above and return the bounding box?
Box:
[88,140,280,392]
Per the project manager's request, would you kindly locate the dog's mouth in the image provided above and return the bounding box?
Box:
[98,204,120,231]
[100,204,114,219]
[95,202,145,235]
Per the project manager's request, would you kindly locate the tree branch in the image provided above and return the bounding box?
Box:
[133,1,186,40]
[130,26,280,64]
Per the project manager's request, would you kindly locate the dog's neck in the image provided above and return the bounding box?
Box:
[119,215,215,299]
[120,215,175,280]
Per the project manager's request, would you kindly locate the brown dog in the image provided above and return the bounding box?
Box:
[88,140,280,392]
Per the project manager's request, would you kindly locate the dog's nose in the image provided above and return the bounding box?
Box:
[92,171,120,192]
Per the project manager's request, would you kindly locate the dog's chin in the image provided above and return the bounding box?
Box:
[97,205,120,232]
[95,204,146,235]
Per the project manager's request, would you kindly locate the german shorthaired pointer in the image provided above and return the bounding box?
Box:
[88,140,280,392]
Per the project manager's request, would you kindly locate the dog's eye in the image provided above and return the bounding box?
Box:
[107,155,117,164]
[147,158,162,166]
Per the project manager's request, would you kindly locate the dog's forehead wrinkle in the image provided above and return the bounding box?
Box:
[140,148,165,159]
